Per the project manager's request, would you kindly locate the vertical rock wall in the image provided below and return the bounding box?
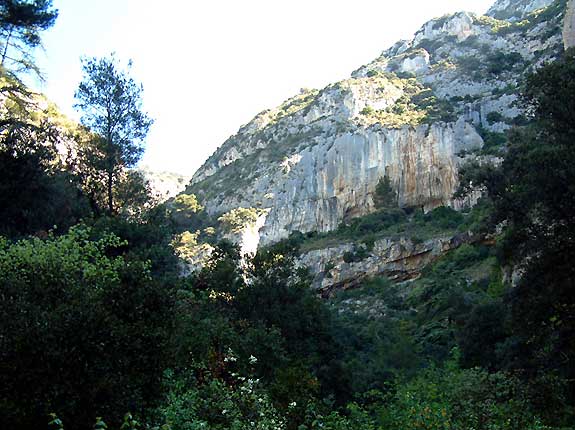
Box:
[564,0,575,49]
[257,121,482,245]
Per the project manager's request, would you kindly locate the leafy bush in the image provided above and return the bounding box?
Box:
[342,245,371,263]
[373,176,397,208]
[486,51,524,75]
[360,105,375,115]
[476,125,508,155]
[218,207,262,234]
[486,111,505,124]
[414,206,464,231]
[379,365,552,430]
[0,227,175,430]
[154,366,285,430]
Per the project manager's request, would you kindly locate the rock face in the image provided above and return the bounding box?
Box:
[563,0,575,48]
[299,233,477,293]
[487,0,555,20]
[139,167,191,201]
[187,0,566,249]
[255,122,482,244]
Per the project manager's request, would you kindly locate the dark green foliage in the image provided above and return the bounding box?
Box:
[494,53,575,392]
[88,210,180,280]
[167,241,344,428]
[486,51,524,75]
[457,50,575,420]
[0,0,58,74]
[75,54,153,214]
[476,125,508,155]
[330,278,421,393]
[415,35,458,58]
[342,244,370,263]
[0,69,92,237]
[457,302,508,369]
[373,175,397,208]
[298,204,487,253]
[416,38,445,55]
[238,244,337,367]
[486,111,504,124]
[0,150,91,237]
[407,244,497,362]
[456,55,482,75]
[154,367,284,430]
[412,89,457,123]
[378,364,550,430]
[337,208,406,238]
[0,228,175,430]
[456,50,524,79]
[415,205,464,230]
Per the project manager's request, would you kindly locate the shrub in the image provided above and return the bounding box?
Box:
[486,51,524,75]
[218,207,262,234]
[0,227,175,430]
[486,111,505,124]
[360,105,375,115]
[343,245,371,263]
[373,176,397,208]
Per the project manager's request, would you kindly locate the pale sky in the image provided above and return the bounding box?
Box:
[33,0,495,176]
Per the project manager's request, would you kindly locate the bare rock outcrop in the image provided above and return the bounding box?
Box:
[186,0,566,250]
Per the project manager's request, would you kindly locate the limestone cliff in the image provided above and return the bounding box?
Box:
[563,0,575,47]
[299,232,478,293]
[138,167,191,201]
[487,0,555,20]
[186,0,567,251]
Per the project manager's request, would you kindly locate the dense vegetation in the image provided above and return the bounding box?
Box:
[1,3,574,430]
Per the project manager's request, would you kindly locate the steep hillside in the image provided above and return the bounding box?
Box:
[138,166,191,200]
[187,0,567,254]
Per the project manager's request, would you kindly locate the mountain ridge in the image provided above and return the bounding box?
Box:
[184,0,568,260]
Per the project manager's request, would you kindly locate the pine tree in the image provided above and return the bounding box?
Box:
[75,54,153,214]
[0,0,58,74]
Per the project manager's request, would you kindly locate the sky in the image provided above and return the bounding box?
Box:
[32,0,495,176]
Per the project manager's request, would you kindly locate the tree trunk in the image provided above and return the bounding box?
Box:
[107,167,114,215]
[1,26,13,65]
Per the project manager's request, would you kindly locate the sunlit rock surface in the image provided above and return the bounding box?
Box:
[187,0,566,248]
[563,0,575,48]
[487,0,555,20]
[299,232,477,292]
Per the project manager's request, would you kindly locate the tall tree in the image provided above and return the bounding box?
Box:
[0,0,58,74]
[74,54,153,214]
[459,49,575,403]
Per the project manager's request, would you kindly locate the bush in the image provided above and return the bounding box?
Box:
[486,111,504,124]
[373,176,397,208]
[476,125,508,155]
[418,206,464,230]
[360,105,375,115]
[486,51,524,76]
[154,367,285,430]
[0,226,175,430]
[343,245,371,263]
[378,364,552,430]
